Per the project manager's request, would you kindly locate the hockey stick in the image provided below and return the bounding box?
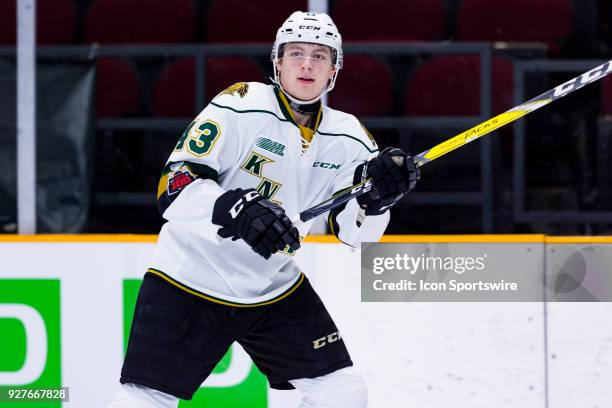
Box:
[294,59,612,224]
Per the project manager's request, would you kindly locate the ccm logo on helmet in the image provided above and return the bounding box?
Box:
[313,331,342,349]
[298,25,321,30]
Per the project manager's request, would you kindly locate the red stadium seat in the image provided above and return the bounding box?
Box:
[96,58,140,118]
[0,0,75,44]
[152,57,266,117]
[405,56,513,116]
[600,76,612,116]
[86,0,196,44]
[206,0,307,43]
[333,0,445,41]
[329,55,393,116]
[457,0,572,53]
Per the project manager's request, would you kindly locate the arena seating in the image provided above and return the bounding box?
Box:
[86,0,197,43]
[152,57,265,117]
[206,0,307,43]
[405,56,514,116]
[0,0,75,44]
[96,58,140,117]
[329,55,393,116]
[457,0,572,54]
[330,0,445,115]
[600,76,612,116]
[333,0,445,41]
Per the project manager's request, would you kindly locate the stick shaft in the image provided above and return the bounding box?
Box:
[416,59,612,165]
[298,59,612,223]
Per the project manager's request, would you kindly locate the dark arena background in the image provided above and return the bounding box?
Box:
[1,1,612,408]
[3,0,612,235]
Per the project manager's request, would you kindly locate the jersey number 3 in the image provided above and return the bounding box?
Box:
[175,119,221,157]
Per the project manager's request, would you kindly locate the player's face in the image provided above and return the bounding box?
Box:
[276,42,336,101]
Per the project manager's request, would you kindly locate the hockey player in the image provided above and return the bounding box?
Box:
[108,11,419,408]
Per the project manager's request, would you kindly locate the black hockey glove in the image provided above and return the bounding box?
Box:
[212,188,301,259]
[354,147,420,215]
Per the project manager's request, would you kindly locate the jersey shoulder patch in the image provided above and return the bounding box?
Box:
[219,82,249,98]
[211,82,277,113]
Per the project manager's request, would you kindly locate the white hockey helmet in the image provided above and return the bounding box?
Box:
[271,11,343,104]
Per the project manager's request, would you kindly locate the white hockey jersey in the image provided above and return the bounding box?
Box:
[150,82,390,306]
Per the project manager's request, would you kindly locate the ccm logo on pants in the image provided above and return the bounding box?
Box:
[313,331,342,350]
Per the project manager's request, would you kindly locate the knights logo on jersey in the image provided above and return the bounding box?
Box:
[167,164,196,196]
[219,82,249,98]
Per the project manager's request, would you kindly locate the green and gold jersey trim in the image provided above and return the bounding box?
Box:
[327,186,353,246]
[273,87,323,133]
[274,87,323,153]
[209,101,292,124]
[146,268,305,308]
[273,87,299,127]
[316,130,378,154]
[212,88,374,153]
